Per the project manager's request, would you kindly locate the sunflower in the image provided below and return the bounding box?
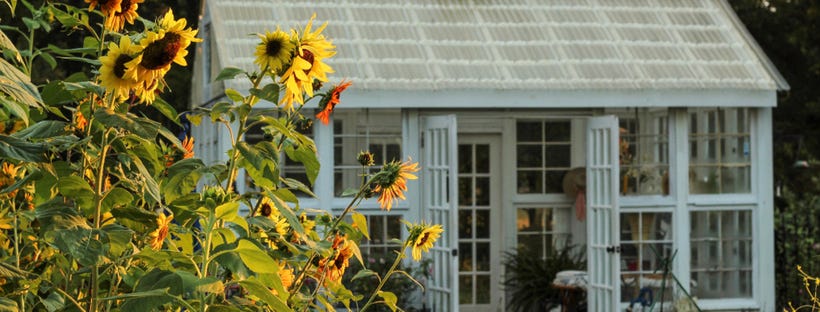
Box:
[0,162,18,198]
[124,10,200,98]
[278,262,295,291]
[75,110,88,132]
[105,0,142,32]
[182,136,194,159]
[410,224,443,261]
[148,213,173,250]
[279,15,336,110]
[317,235,354,284]
[357,150,375,166]
[99,36,142,102]
[254,28,296,75]
[85,0,122,16]
[372,158,419,211]
[315,79,351,125]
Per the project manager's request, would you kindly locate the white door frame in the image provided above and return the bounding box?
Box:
[457,134,503,312]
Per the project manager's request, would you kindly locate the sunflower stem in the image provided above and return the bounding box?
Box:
[360,243,410,312]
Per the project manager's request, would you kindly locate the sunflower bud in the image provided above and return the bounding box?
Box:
[357,151,375,166]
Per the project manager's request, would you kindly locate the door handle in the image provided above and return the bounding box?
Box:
[606,245,621,254]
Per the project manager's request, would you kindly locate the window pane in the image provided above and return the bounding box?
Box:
[689,108,751,194]
[516,120,574,195]
[516,207,568,259]
[608,108,670,196]
[690,210,752,298]
[516,121,542,142]
[333,109,402,196]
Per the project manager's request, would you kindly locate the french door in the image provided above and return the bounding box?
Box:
[457,135,502,312]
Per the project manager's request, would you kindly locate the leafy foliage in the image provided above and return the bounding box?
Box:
[0,1,439,311]
[502,244,586,312]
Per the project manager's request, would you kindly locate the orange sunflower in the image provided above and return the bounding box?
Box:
[372,158,419,211]
[317,235,354,284]
[182,136,194,159]
[279,15,335,111]
[104,0,143,32]
[75,110,88,132]
[148,213,173,250]
[315,79,351,125]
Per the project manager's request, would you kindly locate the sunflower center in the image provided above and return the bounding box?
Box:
[265,38,283,57]
[301,49,315,65]
[114,54,134,79]
[141,32,183,70]
[418,232,430,246]
[118,0,134,11]
[260,203,272,217]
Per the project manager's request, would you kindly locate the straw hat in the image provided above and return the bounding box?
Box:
[562,167,586,197]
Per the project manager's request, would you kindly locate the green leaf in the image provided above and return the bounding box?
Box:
[116,288,175,312]
[101,187,133,214]
[214,67,245,82]
[352,212,370,240]
[339,188,358,197]
[280,177,316,198]
[0,58,42,108]
[38,52,57,70]
[351,269,377,281]
[237,279,291,312]
[109,205,157,227]
[129,155,162,204]
[249,83,280,104]
[225,88,244,103]
[0,297,18,312]
[50,228,103,266]
[0,29,21,63]
[56,175,95,214]
[94,109,153,138]
[11,120,67,139]
[206,305,242,312]
[40,81,76,106]
[269,194,305,237]
[162,158,205,203]
[102,223,133,258]
[150,97,181,126]
[378,291,398,312]
[0,134,46,162]
[285,142,320,185]
[235,239,277,274]
[40,288,65,312]
[215,202,248,233]
[0,95,29,125]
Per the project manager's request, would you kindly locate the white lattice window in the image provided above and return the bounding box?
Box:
[619,211,674,303]
[515,206,571,259]
[515,120,572,194]
[689,108,751,194]
[357,214,403,258]
[333,109,402,197]
[607,108,670,196]
[690,210,753,298]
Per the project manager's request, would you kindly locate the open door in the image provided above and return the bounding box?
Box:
[586,116,621,310]
[421,115,458,312]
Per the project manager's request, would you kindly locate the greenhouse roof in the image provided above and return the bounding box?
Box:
[203,0,788,92]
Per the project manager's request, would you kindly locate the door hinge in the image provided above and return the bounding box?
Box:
[452,248,458,257]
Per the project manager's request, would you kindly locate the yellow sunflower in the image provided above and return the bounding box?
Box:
[0,162,19,198]
[124,10,200,99]
[148,213,173,250]
[278,262,295,291]
[254,27,296,75]
[105,0,143,32]
[85,0,122,16]
[372,158,419,211]
[99,36,142,102]
[74,110,88,132]
[279,15,336,110]
[411,224,443,261]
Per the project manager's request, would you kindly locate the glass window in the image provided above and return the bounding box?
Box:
[516,206,570,259]
[689,108,751,194]
[357,214,403,257]
[690,210,753,299]
[516,120,571,194]
[619,212,674,303]
[608,108,670,196]
[334,109,402,197]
